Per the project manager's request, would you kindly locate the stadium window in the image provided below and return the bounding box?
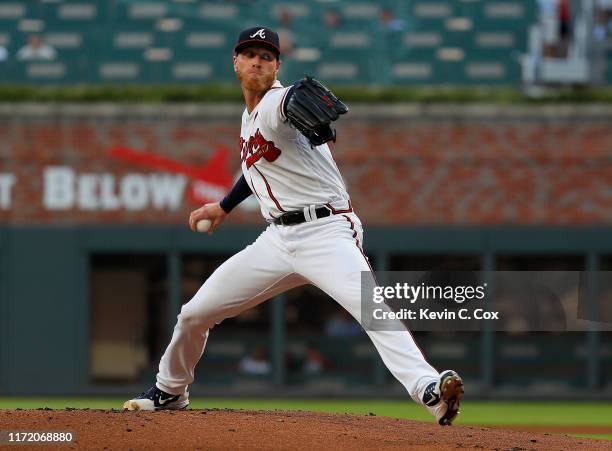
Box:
[599,255,612,389]
[285,285,372,387]
[89,254,168,384]
[493,254,588,390]
[385,255,483,389]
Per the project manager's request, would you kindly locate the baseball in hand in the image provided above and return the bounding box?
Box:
[196,219,212,233]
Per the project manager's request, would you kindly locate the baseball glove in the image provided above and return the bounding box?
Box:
[284,75,348,146]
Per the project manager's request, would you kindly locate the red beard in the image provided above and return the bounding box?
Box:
[237,68,276,91]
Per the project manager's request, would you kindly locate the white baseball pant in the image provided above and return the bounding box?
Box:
[156,212,440,405]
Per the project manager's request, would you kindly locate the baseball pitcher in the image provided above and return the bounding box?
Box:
[124,26,463,426]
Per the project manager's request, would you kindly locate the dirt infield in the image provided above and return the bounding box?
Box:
[0,408,609,450]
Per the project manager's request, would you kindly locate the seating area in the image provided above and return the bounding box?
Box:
[0,0,538,85]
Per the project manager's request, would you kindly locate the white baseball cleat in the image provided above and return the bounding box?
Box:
[123,385,189,411]
[423,370,464,426]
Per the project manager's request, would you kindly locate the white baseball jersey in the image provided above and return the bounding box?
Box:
[239,80,350,219]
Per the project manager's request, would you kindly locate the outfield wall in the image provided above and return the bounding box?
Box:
[1,103,611,226]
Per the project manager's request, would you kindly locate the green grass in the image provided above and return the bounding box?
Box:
[1,398,611,429]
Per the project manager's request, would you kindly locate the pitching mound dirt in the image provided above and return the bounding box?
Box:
[0,408,609,450]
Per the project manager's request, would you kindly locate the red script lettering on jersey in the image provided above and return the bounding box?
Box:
[240,129,281,169]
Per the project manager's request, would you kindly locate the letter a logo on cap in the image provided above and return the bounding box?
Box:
[250,28,266,39]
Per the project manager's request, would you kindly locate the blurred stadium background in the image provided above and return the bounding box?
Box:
[0,0,611,412]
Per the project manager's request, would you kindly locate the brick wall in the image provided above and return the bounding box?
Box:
[0,104,610,225]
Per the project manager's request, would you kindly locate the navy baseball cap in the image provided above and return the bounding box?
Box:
[234,26,280,58]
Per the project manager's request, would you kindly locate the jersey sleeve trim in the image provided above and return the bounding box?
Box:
[279,86,294,122]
